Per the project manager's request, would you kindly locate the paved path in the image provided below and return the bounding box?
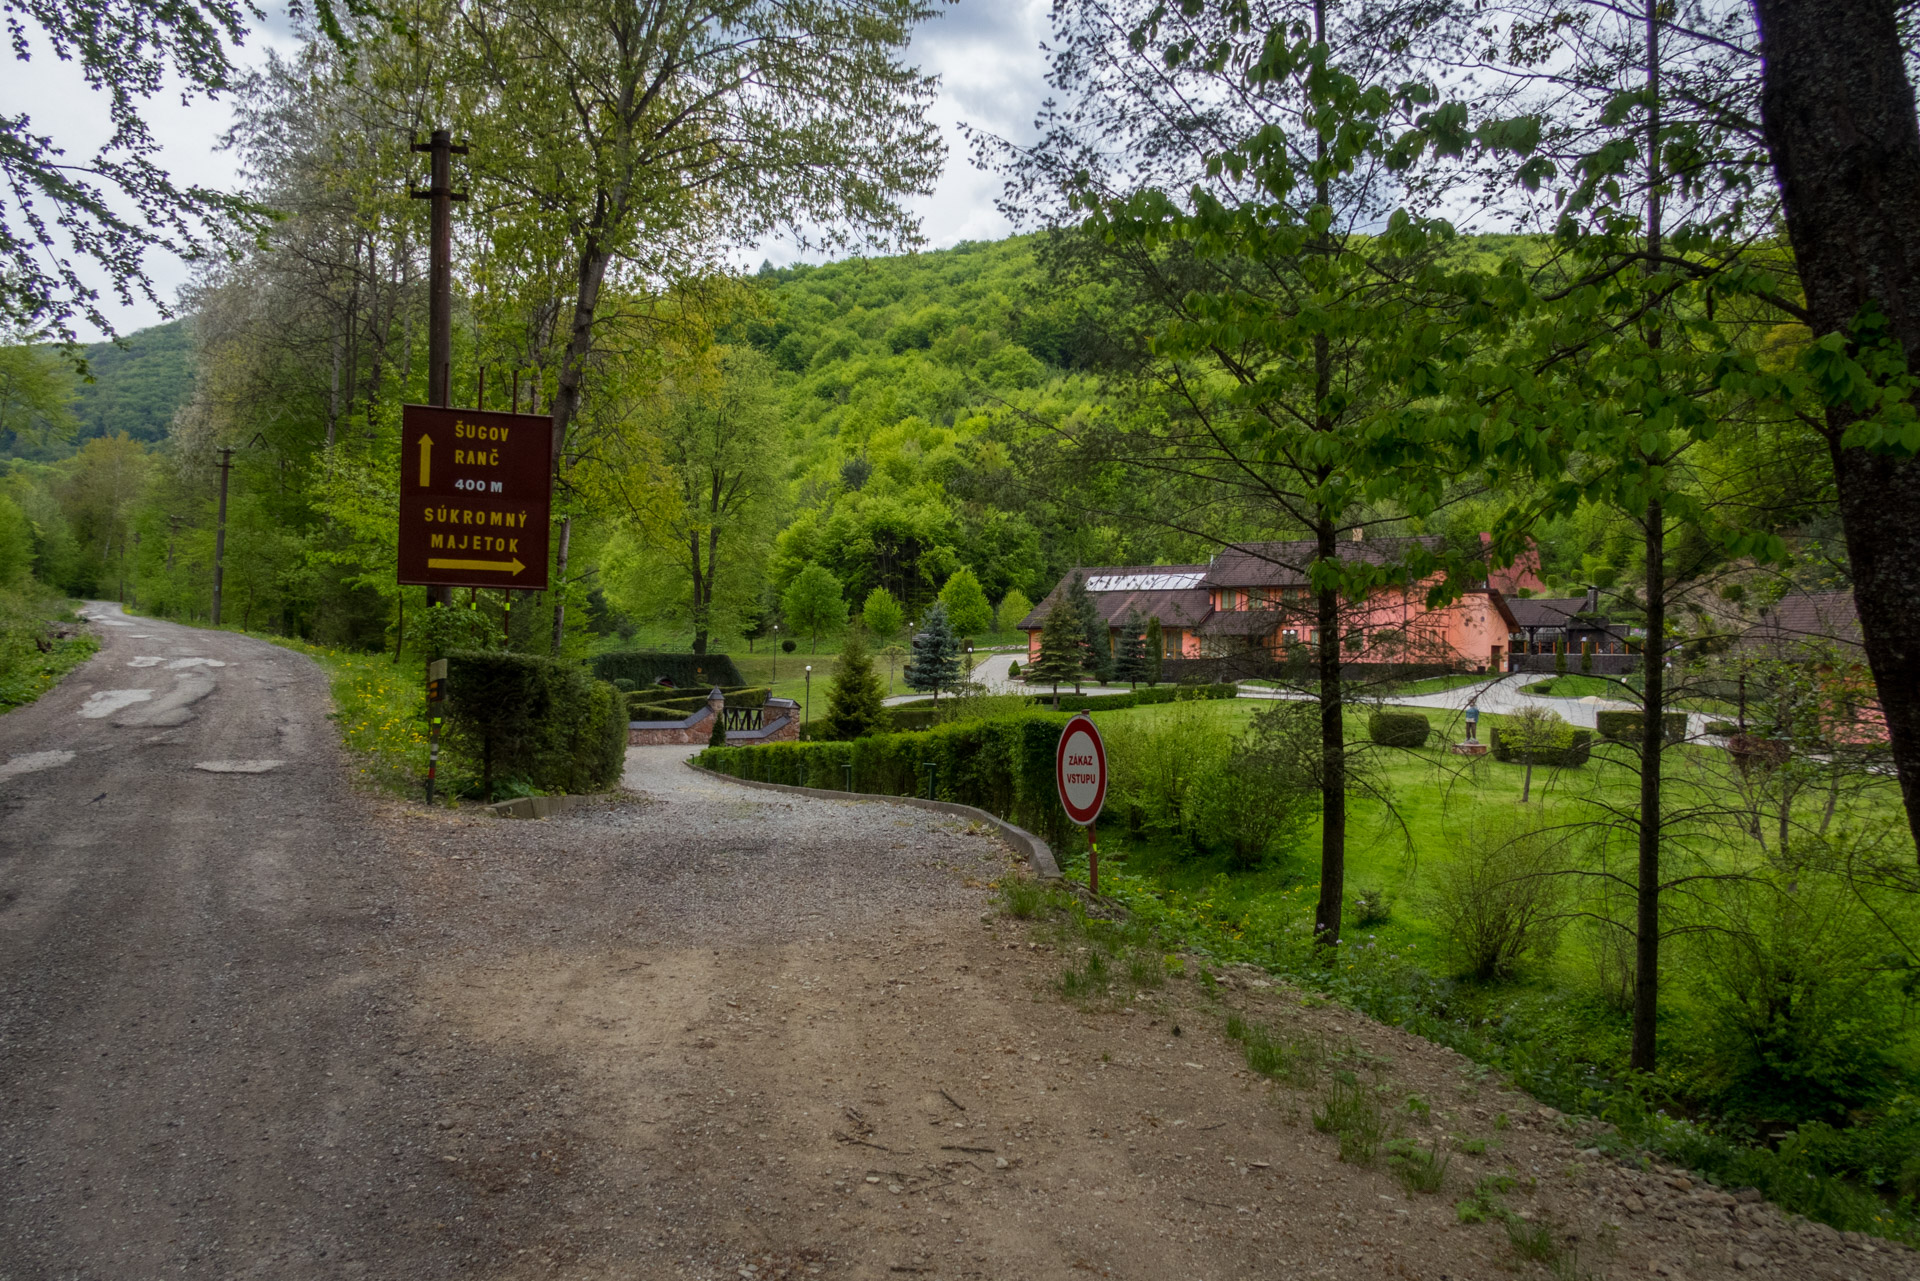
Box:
[1238,673,1722,738]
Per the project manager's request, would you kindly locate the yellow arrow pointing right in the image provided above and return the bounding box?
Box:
[427,557,526,575]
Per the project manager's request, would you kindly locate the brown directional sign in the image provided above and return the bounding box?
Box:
[397,404,553,590]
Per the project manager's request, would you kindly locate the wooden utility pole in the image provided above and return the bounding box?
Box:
[210,448,234,625]
[410,128,468,610]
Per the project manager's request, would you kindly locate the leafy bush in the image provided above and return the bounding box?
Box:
[1368,711,1431,748]
[1489,724,1593,768]
[1349,886,1395,927]
[445,651,626,799]
[884,705,941,732]
[1099,697,1230,837]
[698,711,1076,845]
[1705,719,1740,736]
[1427,810,1567,981]
[1182,749,1312,870]
[1683,877,1903,1126]
[591,650,744,689]
[1594,709,1689,744]
[409,600,499,658]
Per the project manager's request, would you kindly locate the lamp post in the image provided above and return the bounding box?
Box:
[772,624,779,681]
[967,643,974,684]
[804,664,812,731]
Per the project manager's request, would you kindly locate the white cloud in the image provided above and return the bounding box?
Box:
[746,0,1053,269]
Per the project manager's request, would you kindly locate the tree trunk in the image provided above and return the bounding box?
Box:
[1312,522,1346,948]
[1632,498,1665,1072]
[690,528,709,656]
[549,516,572,655]
[1753,0,1920,859]
[1307,0,1346,952]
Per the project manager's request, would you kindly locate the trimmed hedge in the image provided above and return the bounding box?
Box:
[1024,682,1239,712]
[885,705,942,733]
[698,712,1076,846]
[1595,709,1689,745]
[1489,726,1593,768]
[626,686,771,720]
[1368,711,1432,748]
[592,650,744,690]
[445,651,627,797]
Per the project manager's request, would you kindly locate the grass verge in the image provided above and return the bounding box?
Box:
[0,591,97,712]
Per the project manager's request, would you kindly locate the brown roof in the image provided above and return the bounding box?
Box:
[1016,564,1213,632]
[1202,537,1445,587]
[1506,596,1594,630]
[1738,590,1863,655]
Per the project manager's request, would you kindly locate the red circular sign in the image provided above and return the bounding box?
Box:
[1055,713,1108,827]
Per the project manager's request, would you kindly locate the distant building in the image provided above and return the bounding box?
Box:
[1505,585,1638,663]
[1018,536,1520,674]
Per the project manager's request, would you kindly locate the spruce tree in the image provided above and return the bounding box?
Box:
[1027,601,1086,709]
[1113,609,1148,688]
[1144,616,1164,685]
[825,625,886,740]
[1554,636,1568,677]
[1063,571,1110,690]
[903,601,962,703]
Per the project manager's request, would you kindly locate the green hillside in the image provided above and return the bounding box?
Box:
[71,319,196,444]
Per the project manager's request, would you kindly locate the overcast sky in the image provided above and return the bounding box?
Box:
[1,1,1053,343]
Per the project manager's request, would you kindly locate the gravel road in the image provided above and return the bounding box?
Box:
[3,608,1912,1281]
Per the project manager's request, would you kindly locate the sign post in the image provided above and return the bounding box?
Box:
[1055,712,1108,893]
[398,404,554,591]
[425,657,447,806]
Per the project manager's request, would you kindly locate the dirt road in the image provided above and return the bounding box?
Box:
[2,608,1911,1280]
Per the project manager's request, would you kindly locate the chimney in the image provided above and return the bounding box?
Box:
[1583,585,1599,613]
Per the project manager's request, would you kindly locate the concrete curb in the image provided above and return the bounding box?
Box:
[684,761,1061,880]
[486,793,595,820]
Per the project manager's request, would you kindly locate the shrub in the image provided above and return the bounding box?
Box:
[592,650,744,689]
[699,711,1076,845]
[824,626,886,740]
[1182,752,1312,870]
[708,707,728,748]
[1594,709,1689,744]
[1489,725,1593,769]
[1349,886,1395,927]
[446,651,625,799]
[1705,719,1740,736]
[1427,811,1567,981]
[1685,876,1902,1126]
[1368,711,1431,748]
[1007,660,1021,680]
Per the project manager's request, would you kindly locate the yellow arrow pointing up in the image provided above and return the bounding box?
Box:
[428,557,526,575]
[418,434,433,486]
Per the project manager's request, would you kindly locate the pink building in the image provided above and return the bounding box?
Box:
[1019,537,1521,674]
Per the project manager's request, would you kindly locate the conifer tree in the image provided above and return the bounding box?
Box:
[1027,601,1086,710]
[903,601,962,704]
[1063,571,1110,690]
[1144,616,1164,686]
[826,625,886,740]
[1113,609,1148,689]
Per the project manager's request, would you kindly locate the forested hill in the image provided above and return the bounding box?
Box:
[698,235,1196,627]
[0,319,195,460]
[71,320,196,445]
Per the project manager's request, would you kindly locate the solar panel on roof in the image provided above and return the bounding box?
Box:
[1085,573,1206,592]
